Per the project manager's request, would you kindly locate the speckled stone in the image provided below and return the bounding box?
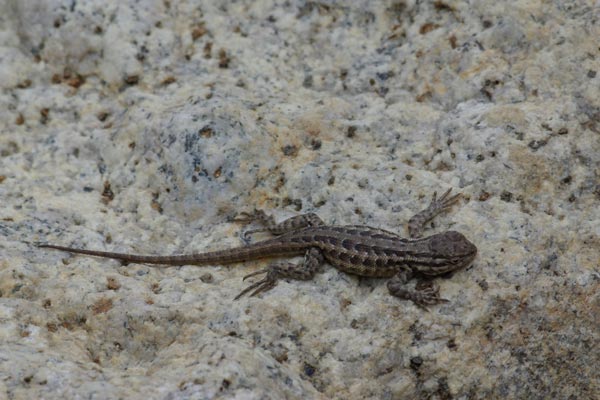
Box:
[1,0,598,399]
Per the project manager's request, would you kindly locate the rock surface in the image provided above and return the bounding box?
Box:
[0,0,598,399]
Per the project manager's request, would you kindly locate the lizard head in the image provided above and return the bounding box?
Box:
[424,231,477,274]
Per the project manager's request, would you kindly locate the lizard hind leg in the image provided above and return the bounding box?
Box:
[234,248,324,300]
[235,210,324,243]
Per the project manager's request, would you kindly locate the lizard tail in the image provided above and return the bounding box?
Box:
[36,241,303,266]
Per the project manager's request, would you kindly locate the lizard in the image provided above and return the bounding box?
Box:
[38,189,477,306]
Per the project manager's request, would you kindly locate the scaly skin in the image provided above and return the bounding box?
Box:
[38,189,477,306]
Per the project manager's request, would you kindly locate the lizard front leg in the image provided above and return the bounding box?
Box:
[387,269,448,307]
[407,188,461,238]
[235,210,324,242]
[234,248,324,299]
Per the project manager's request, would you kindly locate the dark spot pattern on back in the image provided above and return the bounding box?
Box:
[363,257,376,267]
[354,243,371,253]
[338,252,351,262]
[341,240,353,250]
[350,255,362,263]
[325,250,338,259]
[383,248,401,257]
[372,246,388,256]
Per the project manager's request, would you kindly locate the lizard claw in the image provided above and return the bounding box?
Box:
[240,228,269,243]
[410,285,448,308]
[234,268,278,300]
[430,188,461,212]
[235,210,270,243]
[241,268,268,281]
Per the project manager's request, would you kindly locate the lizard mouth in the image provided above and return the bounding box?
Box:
[465,251,477,266]
[462,246,477,268]
[451,243,477,269]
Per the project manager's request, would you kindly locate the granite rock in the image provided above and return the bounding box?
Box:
[0,0,598,399]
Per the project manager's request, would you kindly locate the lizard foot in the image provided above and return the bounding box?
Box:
[410,285,449,309]
[388,277,448,308]
[232,254,321,300]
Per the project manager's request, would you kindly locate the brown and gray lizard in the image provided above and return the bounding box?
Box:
[38,189,477,306]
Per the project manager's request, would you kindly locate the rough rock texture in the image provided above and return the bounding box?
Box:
[1,0,598,399]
